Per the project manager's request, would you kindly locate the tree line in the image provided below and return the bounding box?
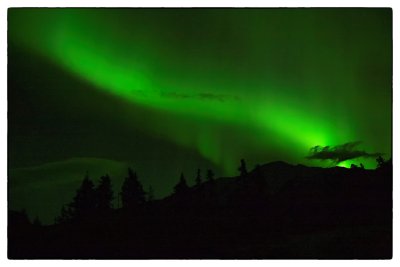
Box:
[54,156,388,224]
[53,160,237,224]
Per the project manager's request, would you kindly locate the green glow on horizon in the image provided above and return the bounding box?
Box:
[8,9,391,172]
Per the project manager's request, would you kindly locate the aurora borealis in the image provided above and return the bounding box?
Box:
[8,8,392,223]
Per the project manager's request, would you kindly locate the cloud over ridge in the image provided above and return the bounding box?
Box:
[306,141,383,163]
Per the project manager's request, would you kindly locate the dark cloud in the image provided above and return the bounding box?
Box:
[197,93,240,102]
[306,141,383,163]
[160,91,240,102]
[160,91,191,99]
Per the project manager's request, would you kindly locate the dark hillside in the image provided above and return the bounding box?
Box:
[8,161,392,259]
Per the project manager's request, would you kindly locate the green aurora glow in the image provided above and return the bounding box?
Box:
[8,9,392,222]
[9,9,391,170]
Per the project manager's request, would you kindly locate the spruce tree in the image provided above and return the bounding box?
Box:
[238,159,248,177]
[121,168,146,210]
[195,169,202,186]
[70,173,96,219]
[206,169,214,182]
[174,172,189,195]
[147,185,154,202]
[96,174,114,212]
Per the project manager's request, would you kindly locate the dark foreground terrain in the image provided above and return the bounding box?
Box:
[9,161,392,259]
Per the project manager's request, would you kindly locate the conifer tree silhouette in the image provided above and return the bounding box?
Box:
[174,172,189,195]
[55,204,74,224]
[376,156,385,168]
[206,169,214,182]
[195,169,202,186]
[121,168,146,210]
[96,174,114,212]
[70,172,96,219]
[33,216,42,227]
[238,159,248,177]
[147,185,154,202]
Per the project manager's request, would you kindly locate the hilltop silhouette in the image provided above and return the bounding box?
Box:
[8,159,392,259]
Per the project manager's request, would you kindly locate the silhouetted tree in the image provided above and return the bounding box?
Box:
[376,156,385,168]
[174,172,189,195]
[70,173,96,219]
[21,209,28,221]
[206,169,214,182]
[33,216,42,227]
[254,164,262,178]
[121,168,146,210]
[351,164,358,169]
[96,174,114,212]
[9,209,30,227]
[55,204,74,224]
[195,169,202,186]
[238,159,248,177]
[147,185,154,202]
[360,163,365,169]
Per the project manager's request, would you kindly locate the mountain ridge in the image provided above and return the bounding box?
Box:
[8,159,392,259]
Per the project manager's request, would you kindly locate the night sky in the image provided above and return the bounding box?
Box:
[8,8,392,223]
